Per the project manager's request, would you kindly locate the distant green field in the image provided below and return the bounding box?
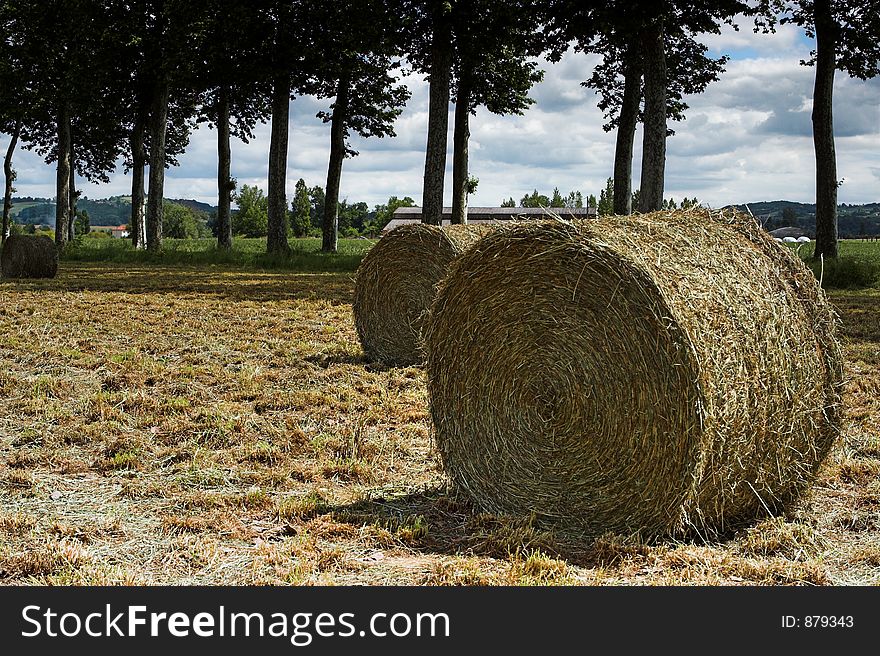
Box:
[62,236,375,273]
[793,238,880,262]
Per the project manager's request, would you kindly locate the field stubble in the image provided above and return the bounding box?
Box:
[0,261,878,585]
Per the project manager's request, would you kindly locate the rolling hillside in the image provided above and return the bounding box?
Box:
[8,196,217,226]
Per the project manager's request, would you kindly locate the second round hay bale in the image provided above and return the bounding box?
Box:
[424,209,843,538]
[1,234,59,279]
[353,223,494,366]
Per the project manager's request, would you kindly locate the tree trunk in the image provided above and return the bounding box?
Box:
[55,103,71,250]
[323,74,350,254]
[130,108,147,249]
[421,6,452,225]
[2,118,20,244]
[812,0,839,260]
[146,79,170,252]
[451,77,471,225]
[216,86,233,250]
[638,22,667,214]
[266,76,290,255]
[68,133,76,242]
[614,47,642,216]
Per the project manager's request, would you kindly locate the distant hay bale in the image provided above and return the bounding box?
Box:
[1,235,59,279]
[425,209,843,538]
[353,223,495,365]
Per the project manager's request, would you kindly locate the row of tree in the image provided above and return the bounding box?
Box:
[0,0,411,256]
[1,1,878,260]
[508,181,701,216]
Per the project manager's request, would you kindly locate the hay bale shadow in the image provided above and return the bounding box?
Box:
[7,263,354,305]
[326,486,709,569]
[304,352,394,372]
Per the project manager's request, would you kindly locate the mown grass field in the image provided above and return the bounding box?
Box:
[0,240,878,585]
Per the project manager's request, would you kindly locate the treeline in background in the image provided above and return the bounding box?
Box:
[1,1,877,259]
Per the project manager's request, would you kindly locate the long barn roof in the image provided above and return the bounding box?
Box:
[384,206,596,232]
[392,206,595,216]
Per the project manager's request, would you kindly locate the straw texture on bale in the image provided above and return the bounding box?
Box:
[1,235,59,279]
[424,209,843,537]
[353,223,495,365]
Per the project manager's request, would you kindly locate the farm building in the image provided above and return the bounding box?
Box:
[382,206,597,233]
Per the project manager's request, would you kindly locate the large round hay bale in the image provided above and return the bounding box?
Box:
[1,234,59,279]
[425,209,843,538]
[353,223,494,366]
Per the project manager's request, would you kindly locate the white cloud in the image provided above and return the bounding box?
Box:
[699,21,807,58]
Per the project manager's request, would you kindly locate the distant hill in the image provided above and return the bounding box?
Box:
[80,196,131,225]
[168,199,215,215]
[9,199,55,225]
[9,196,217,227]
[728,200,880,238]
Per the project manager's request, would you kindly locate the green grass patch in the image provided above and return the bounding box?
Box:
[808,257,880,289]
[788,240,880,289]
[277,491,331,521]
[62,236,374,273]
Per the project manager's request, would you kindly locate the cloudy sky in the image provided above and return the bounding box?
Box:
[2,20,878,210]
